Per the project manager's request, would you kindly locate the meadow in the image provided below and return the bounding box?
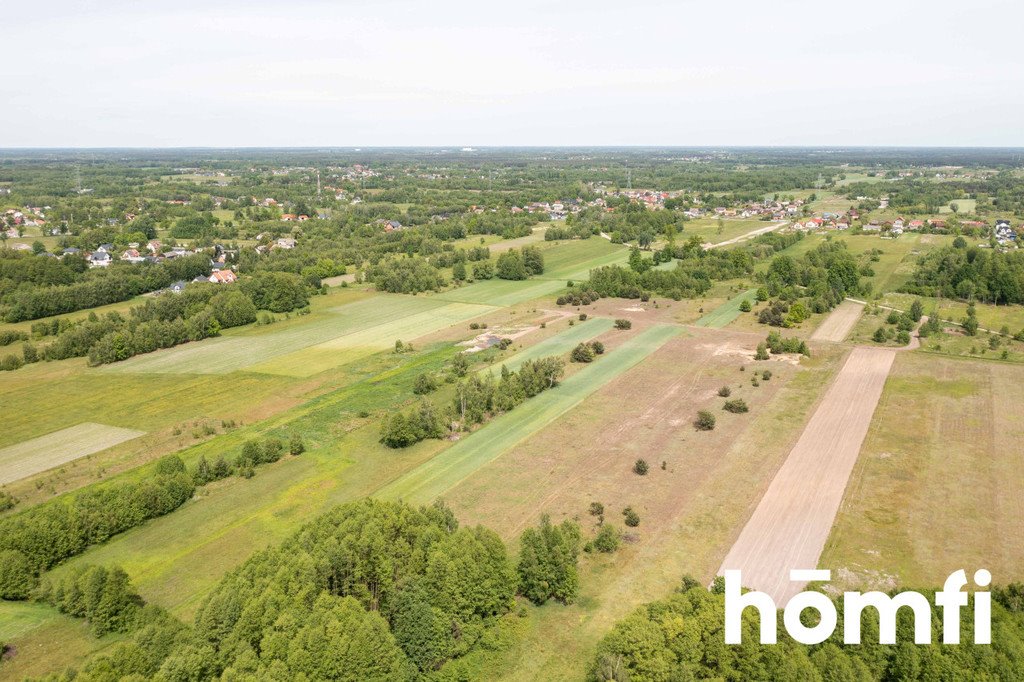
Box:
[821,352,1024,592]
[0,423,145,486]
[692,288,758,328]
[477,317,614,375]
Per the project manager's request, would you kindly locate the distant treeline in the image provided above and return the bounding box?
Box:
[2,253,212,322]
[902,243,1024,304]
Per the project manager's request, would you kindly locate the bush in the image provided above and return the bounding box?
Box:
[614,319,632,330]
[590,340,605,355]
[754,343,770,360]
[723,399,749,414]
[739,299,752,312]
[592,524,621,553]
[413,372,439,395]
[718,386,731,397]
[622,507,640,527]
[571,342,595,363]
[695,410,716,431]
[632,459,649,476]
[289,433,305,455]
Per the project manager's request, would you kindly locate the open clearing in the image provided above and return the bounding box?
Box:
[718,346,896,603]
[811,300,865,343]
[693,288,758,328]
[821,353,1024,592]
[0,423,146,485]
[376,324,684,504]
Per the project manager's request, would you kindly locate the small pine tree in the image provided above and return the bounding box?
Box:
[632,459,649,476]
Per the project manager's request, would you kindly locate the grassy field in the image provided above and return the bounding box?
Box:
[442,333,846,679]
[692,288,758,328]
[681,218,770,244]
[821,353,1024,592]
[938,198,977,214]
[477,317,615,375]
[0,423,145,486]
[377,324,684,504]
[882,292,1024,333]
[0,602,122,680]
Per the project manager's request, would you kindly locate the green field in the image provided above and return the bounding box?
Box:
[377,324,684,504]
[681,218,771,244]
[0,423,145,486]
[693,288,758,328]
[478,317,615,375]
[104,295,494,376]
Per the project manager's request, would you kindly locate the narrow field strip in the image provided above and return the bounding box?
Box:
[693,288,758,328]
[478,317,615,376]
[251,302,495,377]
[0,423,146,485]
[376,324,684,505]
[718,347,896,603]
[102,296,492,375]
[810,300,864,343]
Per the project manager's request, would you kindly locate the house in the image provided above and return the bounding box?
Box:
[169,280,188,293]
[892,218,905,231]
[276,237,297,249]
[281,213,297,221]
[88,251,112,267]
[209,270,237,284]
[147,240,162,254]
[908,220,924,230]
[121,248,145,263]
[96,243,114,253]
[62,247,81,256]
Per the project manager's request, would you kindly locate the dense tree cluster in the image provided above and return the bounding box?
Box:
[0,456,194,597]
[367,257,446,293]
[902,244,1024,304]
[37,564,143,636]
[592,579,1024,682]
[49,500,518,680]
[757,241,864,322]
[517,515,582,605]
[2,253,212,322]
[765,331,811,356]
[495,246,544,280]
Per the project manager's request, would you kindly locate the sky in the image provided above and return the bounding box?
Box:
[3,0,1023,147]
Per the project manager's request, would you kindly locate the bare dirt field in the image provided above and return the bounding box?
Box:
[811,300,865,343]
[0,423,146,486]
[718,346,896,603]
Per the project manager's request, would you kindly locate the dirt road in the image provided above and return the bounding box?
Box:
[810,300,864,343]
[718,346,896,603]
[705,221,789,249]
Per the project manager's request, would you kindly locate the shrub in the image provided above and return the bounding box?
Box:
[413,372,439,395]
[695,410,716,431]
[592,524,621,553]
[723,399,749,413]
[571,342,595,363]
[633,459,649,476]
[614,319,632,330]
[622,507,640,527]
[739,299,752,312]
[590,340,605,355]
[289,433,305,455]
[718,386,731,397]
[754,343,770,360]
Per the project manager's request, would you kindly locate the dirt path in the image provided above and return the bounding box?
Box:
[718,346,896,603]
[810,300,865,343]
[705,221,789,249]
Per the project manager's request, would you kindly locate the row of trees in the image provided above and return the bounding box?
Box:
[902,244,1024,304]
[0,456,195,598]
[380,356,566,448]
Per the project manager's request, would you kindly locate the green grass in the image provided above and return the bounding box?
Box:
[693,288,758,328]
[376,324,684,504]
[681,218,770,244]
[0,423,145,486]
[0,602,121,680]
[477,318,615,375]
[103,294,494,375]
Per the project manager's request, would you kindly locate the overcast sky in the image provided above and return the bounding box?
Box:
[3,0,1022,147]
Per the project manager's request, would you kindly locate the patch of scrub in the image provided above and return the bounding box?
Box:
[0,423,146,485]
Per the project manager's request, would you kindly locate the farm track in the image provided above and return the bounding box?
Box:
[811,300,865,343]
[718,346,896,603]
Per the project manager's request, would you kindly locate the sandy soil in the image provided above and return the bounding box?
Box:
[811,300,864,343]
[718,346,896,603]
